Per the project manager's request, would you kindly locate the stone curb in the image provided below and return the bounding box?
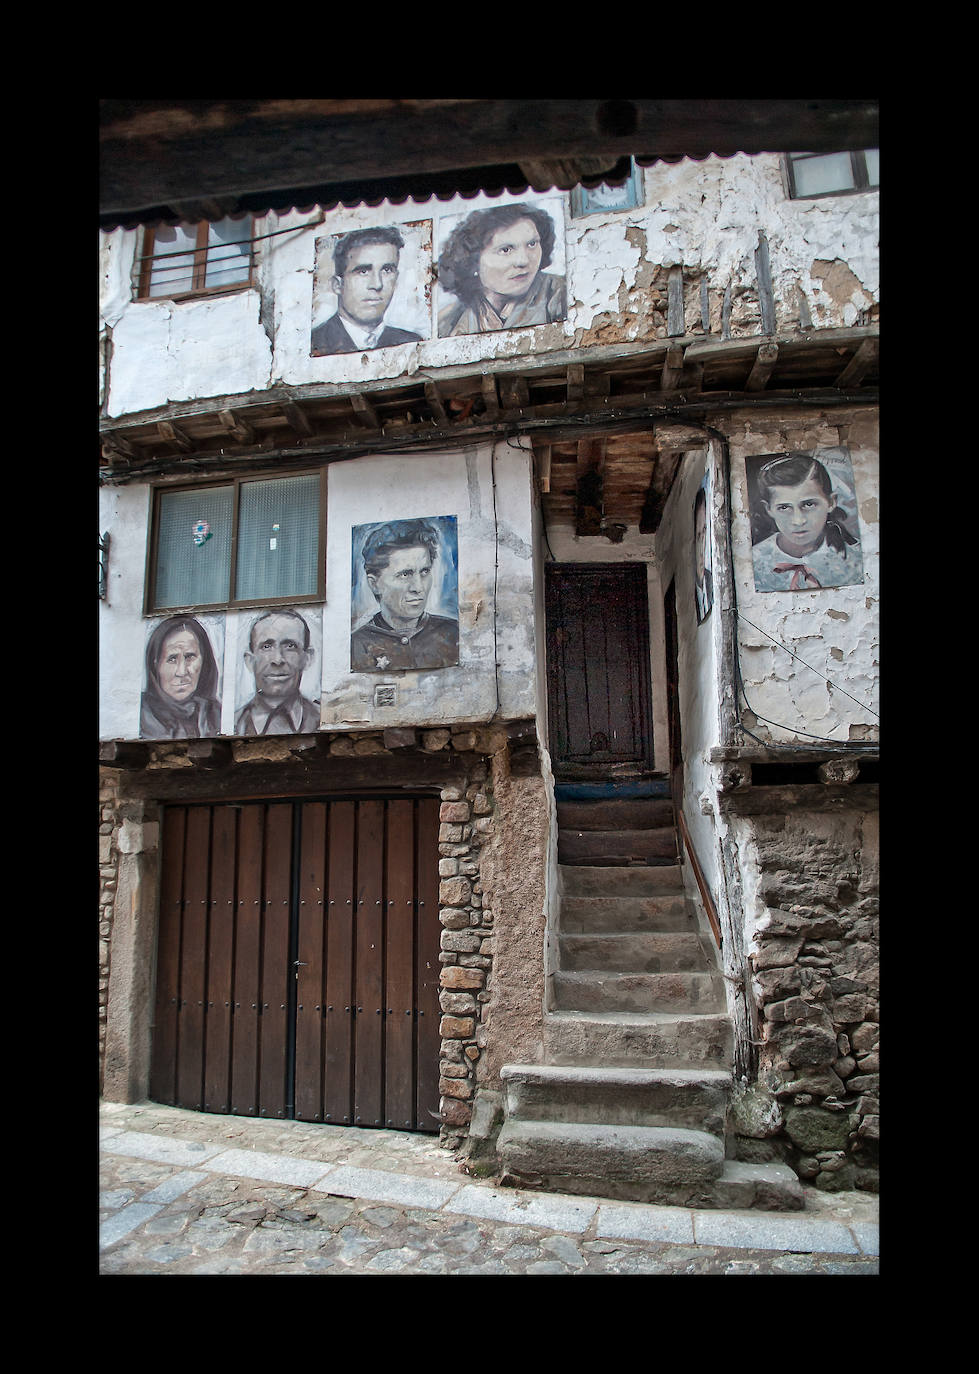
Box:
[101,1124,878,1258]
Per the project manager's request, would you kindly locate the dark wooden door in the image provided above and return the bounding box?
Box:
[545,563,654,772]
[150,796,441,1131]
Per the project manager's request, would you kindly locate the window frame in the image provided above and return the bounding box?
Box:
[783,150,879,201]
[135,216,256,301]
[143,466,328,617]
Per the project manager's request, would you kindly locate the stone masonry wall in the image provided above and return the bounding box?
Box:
[731,805,879,1192]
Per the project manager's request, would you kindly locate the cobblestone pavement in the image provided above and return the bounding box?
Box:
[99,1101,879,1276]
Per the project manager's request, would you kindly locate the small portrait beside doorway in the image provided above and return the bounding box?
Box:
[234,606,322,736]
[311,221,432,356]
[693,471,714,624]
[140,613,224,740]
[436,198,567,337]
[746,448,865,593]
[350,516,459,671]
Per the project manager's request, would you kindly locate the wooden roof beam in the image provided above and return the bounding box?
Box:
[424,381,449,425]
[158,420,194,451]
[350,393,380,429]
[660,344,685,391]
[834,337,878,388]
[745,342,779,392]
[281,401,314,436]
[575,436,606,536]
[218,409,255,444]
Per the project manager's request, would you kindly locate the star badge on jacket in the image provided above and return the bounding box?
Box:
[374,655,390,669]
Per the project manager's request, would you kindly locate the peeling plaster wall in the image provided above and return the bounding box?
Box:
[99,441,538,741]
[724,408,879,745]
[98,156,878,417]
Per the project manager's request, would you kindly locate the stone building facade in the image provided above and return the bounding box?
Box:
[99,151,878,1200]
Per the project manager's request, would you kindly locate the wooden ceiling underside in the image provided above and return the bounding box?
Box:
[100,328,878,533]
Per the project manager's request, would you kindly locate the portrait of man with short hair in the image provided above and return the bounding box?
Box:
[234,607,321,735]
[311,222,432,356]
[350,516,459,672]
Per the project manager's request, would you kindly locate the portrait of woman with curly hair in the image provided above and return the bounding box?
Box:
[437,201,566,338]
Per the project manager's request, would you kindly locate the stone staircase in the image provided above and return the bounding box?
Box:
[496,783,803,1210]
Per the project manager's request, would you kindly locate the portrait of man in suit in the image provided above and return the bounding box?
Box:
[311,226,426,356]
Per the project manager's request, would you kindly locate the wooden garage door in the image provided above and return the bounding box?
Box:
[150,796,441,1131]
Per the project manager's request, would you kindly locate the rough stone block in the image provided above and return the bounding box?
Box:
[440,992,477,1015]
[441,1098,471,1127]
[440,802,470,823]
[440,931,481,953]
[783,1105,855,1153]
[439,1076,473,1100]
[440,1015,475,1039]
[422,730,451,751]
[439,877,472,907]
[441,966,484,990]
[772,1023,839,1067]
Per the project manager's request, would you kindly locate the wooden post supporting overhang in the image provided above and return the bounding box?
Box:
[575,435,607,536]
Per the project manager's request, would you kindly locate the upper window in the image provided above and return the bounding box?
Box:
[785,150,879,200]
[146,470,326,614]
[137,216,254,299]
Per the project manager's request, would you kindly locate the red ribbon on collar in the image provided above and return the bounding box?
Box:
[773,562,822,590]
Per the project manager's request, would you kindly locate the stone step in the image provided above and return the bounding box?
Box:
[561,864,684,898]
[559,930,710,973]
[496,1120,725,1204]
[561,894,693,933]
[556,798,676,831]
[500,1063,730,1134]
[559,827,678,866]
[544,1010,732,1068]
[554,970,725,1014]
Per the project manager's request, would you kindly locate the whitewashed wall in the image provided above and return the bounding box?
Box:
[97,441,536,741]
[99,155,879,418]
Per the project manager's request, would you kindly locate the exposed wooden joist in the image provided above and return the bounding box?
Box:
[639,448,684,534]
[158,420,194,451]
[218,409,255,444]
[101,431,137,461]
[424,381,449,425]
[481,375,500,419]
[536,443,552,493]
[500,375,529,410]
[833,337,878,388]
[567,363,585,405]
[745,342,779,392]
[575,436,607,536]
[350,393,380,429]
[660,344,685,390]
[281,401,313,436]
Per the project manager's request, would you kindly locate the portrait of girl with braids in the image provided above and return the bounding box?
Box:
[748,451,864,593]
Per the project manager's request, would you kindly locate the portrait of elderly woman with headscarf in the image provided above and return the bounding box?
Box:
[437,202,567,337]
[140,614,223,739]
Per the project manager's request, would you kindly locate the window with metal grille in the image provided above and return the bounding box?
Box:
[147,470,326,613]
[785,150,879,200]
[137,217,254,299]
